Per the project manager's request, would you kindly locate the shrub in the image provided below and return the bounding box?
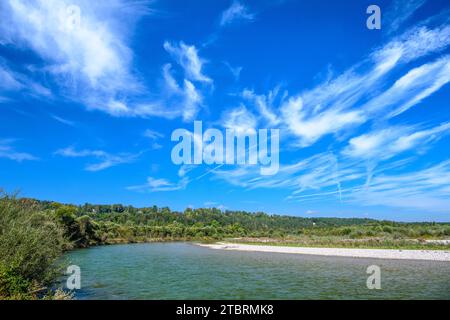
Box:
[0,195,66,299]
[0,263,33,299]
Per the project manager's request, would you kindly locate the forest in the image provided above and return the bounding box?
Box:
[31,197,450,246]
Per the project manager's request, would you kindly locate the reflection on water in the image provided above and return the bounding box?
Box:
[63,243,450,300]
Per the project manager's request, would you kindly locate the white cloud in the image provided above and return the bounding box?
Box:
[55,146,141,171]
[163,41,212,83]
[221,104,257,135]
[133,42,212,121]
[215,112,450,198]
[0,1,213,121]
[214,152,363,197]
[143,129,164,150]
[178,164,197,178]
[0,139,38,162]
[363,56,450,118]
[345,161,450,213]
[0,0,149,114]
[160,63,203,121]
[280,96,365,147]
[131,63,203,121]
[243,88,281,125]
[223,62,243,80]
[390,123,450,152]
[143,129,164,149]
[380,25,450,64]
[212,133,450,213]
[0,61,52,98]
[243,24,450,147]
[182,79,203,120]
[343,123,450,160]
[127,176,189,192]
[50,114,76,127]
[143,129,164,140]
[0,64,22,91]
[220,1,254,27]
[385,0,426,34]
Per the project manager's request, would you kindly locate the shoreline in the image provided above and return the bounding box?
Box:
[197,242,450,262]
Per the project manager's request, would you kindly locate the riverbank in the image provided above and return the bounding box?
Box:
[197,242,450,261]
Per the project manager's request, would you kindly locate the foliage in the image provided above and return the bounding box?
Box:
[32,198,450,244]
[0,195,67,299]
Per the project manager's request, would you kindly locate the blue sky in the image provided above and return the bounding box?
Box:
[1,0,450,221]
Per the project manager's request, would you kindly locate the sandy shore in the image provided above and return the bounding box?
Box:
[197,242,450,262]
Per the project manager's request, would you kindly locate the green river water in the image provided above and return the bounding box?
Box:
[63,242,449,299]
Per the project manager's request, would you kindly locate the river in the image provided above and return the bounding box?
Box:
[63,242,450,299]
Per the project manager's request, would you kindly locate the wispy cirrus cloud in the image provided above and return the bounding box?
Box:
[342,122,450,160]
[201,1,255,47]
[208,15,450,214]
[0,1,216,122]
[345,161,450,213]
[127,176,189,192]
[0,139,37,162]
[212,118,450,212]
[143,129,164,140]
[0,61,52,99]
[0,64,22,91]
[385,0,426,34]
[50,114,76,127]
[213,151,450,214]
[220,1,255,27]
[365,55,450,118]
[213,153,362,207]
[161,63,203,121]
[242,88,281,126]
[163,41,212,83]
[131,63,203,121]
[130,40,212,121]
[0,0,150,115]
[239,24,450,147]
[221,104,258,135]
[55,146,141,171]
[127,161,194,193]
[223,61,243,80]
[280,96,365,147]
[143,129,164,150]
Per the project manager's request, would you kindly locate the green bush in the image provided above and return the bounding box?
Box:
[0,195,66,299]
[0,264,33,299]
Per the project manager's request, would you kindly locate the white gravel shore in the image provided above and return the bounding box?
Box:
[197,242,450,262]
